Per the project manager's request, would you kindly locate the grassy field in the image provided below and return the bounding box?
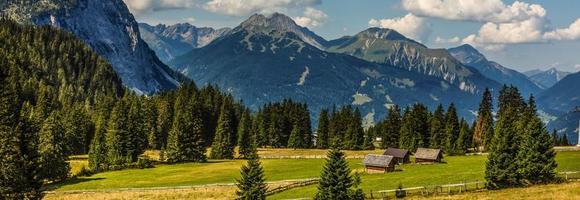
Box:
[50,150,579,199]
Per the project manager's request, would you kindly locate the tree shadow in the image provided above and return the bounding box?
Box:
[43,177,105,191]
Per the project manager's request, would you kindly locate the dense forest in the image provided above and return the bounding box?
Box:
[0,19,561,198]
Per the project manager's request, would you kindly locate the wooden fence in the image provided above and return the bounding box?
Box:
[266,178,320,196]
[260,155,365,159]
[366,181,486,200]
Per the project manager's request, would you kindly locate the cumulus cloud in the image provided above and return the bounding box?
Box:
[401,0,545,23]
[293,7,328,28]
[123,0,196,14]
[435,36,461,44]
[369,13,431,42]
[544,19,580,41]
[202,0,321,16]
[461,17,546,50]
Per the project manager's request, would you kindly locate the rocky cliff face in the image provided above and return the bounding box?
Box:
[139,23,231,63]
[1,0,183,94]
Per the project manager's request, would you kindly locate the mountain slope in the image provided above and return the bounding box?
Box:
[326,28,500,94]
[524,68,572,89]
[139,23,231,63]
[1,0,183,94]
[448,44,541,97]
[169,13,485,123]
[538,71,580,115]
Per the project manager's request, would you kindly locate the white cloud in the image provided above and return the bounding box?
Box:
[435,36,461,44]
[401,0,545,23]
[294,7,328,28]
[123,0,196,14]
[368,13,431,42]
[202,0,321,16]
[184,17,196,23]
[462,17,545,47]
[575,64,580,70]
[544,19,580,41]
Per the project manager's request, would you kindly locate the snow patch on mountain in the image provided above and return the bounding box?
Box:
[297,66,310,86]
[352,93,373,105]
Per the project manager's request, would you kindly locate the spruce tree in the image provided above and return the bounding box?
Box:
[316,109,330,149]
[485,86,525,189]
[0,67,42,199]
[39,112,70,182]
[106,97,132,165]
[561,134,569,146]
[455,119,470,154]
[238,109,253,158]
[62,105,93,155]
[429,104,445,149]
[444,104,460,154]
[551,130,558,146]
[314,149,363,200]
[288,123,302,149]
[210,100,235,159]
[362,129,375,150]
[166,94,207,163]
[399,107,415,151]
[516,106,557,184]
[235,149,267,200]
[89,115,108,171]
[474,88,494,152]
[382,105,401,148]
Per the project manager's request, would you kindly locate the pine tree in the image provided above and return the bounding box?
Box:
[486,86,525,189]
[516,104,557,184]
[314,149,363,200]
[474,88,494,152]
[0,67,42,199]
[455,119,470,154]
[382,105,401,148]
[399,107,415,151]
[288,123,302,149]
[89,115,108,171]
[127,95,147,162]
[362,129,375,150]
[429,104,445,149]
[235,149,267,200]
[551,130,558,146]
[238,109,253,158]
[444,104,460,154]
[210,100,235,159]
[316,109,330,149]
[166,94,207,163]
[561,134,569,146]
[39,112,70,182]
[62,105,93,155]
[106,97,132,165]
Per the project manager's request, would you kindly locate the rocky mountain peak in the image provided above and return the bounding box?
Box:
[358,28,418,44]
[448,44,487,64]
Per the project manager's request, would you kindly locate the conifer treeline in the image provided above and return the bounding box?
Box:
[366,103,473,154]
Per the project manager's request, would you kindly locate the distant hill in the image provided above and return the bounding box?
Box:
[139,23,231,63]
[524,68,572,89]
[448,44,541,97]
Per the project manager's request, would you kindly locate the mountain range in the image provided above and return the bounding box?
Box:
[0,0,184,94]
[167,13,500,123]
[524,68,572,89]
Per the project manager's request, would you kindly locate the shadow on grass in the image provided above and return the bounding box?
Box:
[43,177,105,191]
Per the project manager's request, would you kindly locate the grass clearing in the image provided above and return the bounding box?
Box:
[52,150,579,199]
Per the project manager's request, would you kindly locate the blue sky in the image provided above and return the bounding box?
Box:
[126,0,580,72]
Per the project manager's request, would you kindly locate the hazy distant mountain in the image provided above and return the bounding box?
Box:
[524,68,572,89]
[169,13,490,123]
[538,71,580,115]
[326,28,500,95]
[547,111,579,145]
[448,44,541,97]
[0,0,184,94]
[139,23,231,62]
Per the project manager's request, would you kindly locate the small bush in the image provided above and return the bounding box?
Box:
[395,183,406,198]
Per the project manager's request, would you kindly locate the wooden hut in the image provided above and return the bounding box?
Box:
[363,154,396,173]
[414,148,443,163]
[383,148,410,164]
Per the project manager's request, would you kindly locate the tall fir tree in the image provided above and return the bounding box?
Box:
[210,100,236,159]
[551,130,558,146]
[429,104,446,149]
[455,118,471,154]
[88,115,108,171]
[165,93,207,163]
[62,105,93,155]
[237,109,254,158]
[235,148,267,200]
[485,86,525,189]
[474,88,494,152]
[314,149,363,200]
[316,109,330,149]
[105,97,132,165]
[444,104,460,154]
[0,67,42,199]
[382,105,401,148]
[399,107,415,151]
[516,99,557,184]
[38,112,70,182]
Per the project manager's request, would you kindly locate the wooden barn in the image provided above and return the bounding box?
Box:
[383,148,410,164]
[414,148,443,163]
[363,154,397,173]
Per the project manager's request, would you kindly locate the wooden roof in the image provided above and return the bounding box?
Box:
[383,148,409,158]
[414,148,442,160]
[363,154,395,168]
